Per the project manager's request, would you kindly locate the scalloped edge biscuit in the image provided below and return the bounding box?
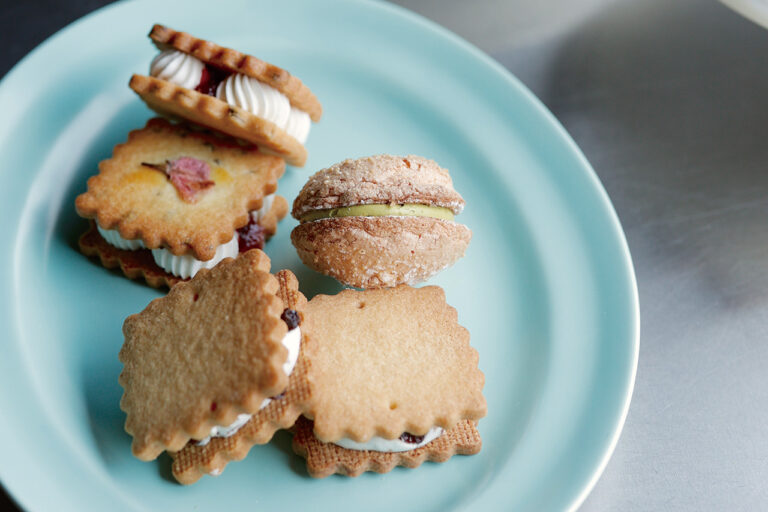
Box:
[130,75,308,167]
[75,117,285,260]
[292,417,482,478]
[291,216,471,289]
[291,155,465,217]
[119,251,289,461]
[168,270,310,484]
[300,285,486,443]
[149,24,321,121]
[78,196,287,288]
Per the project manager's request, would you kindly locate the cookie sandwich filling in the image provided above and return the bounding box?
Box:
[196,308,302,446]
[333,427,445,453]
[298,204,455,223]
[97,194,274,279]
[150,50,311,144]
[95,154,277,279]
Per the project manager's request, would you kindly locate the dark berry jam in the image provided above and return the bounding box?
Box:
[236,218,265,252]
[195,64,232,96]
[281,309,300,329]
[399,432,426,444]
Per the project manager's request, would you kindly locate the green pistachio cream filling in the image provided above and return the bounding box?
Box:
[299,203,455,223]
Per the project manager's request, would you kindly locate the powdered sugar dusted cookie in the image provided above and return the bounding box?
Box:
[292,416,481,478]
[295,285,485,477]
[169,270,311,484]
[75,118,288,286]
[119,251,291,461]
[130,24,322,166]
[291,155,472,288]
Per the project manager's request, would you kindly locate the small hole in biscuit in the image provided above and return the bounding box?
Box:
[389,402,397,410]
[193,293,199,302]
[358,302,365,309]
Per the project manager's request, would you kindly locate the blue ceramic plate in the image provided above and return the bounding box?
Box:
[0,0,639,510]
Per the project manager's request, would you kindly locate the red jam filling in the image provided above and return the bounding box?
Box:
[281,309,300,329]
[195,65,232,96]
[399,432,426,444]
[236,217,265,252]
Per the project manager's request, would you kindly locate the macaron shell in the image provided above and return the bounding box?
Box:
[290,216,471,288]
[291,155,465,217]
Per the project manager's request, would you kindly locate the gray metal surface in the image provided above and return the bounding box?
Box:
[387,0,768,509]
[2,0,767,510]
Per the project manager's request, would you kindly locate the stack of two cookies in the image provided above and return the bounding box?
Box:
[286,154,485,476]
[76,25,322,286]
[120,252,486,483]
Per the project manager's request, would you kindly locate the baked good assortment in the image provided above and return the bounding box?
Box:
[131,24,322,167]
[75,23,485,485]
[118,263,484,483]
[75,23,323,286]
[291,155,471,288]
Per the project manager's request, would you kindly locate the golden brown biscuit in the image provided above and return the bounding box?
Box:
[130,24,322,166]
[300,285,486,443]
[75,118,284,261]
[119,251,289,461]
[130,76,308,166]
[292,416,482,478]
[291,155,471,288]
[149,24,321,121]
[169,270,310,484]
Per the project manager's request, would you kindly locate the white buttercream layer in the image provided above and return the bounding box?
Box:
[151,236,239,279]
[150,50,204,90]
[333,427,445,453]
[250,194,275,224]
[96,225,146,250]
[216,74,311,144]
[196,327,301,446]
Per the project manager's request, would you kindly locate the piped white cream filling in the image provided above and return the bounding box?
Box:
[97,226,238,279]
[96,225,146,250]
[333,427,444,453]
[149,50,311,144]
[151,236,239,279]
[216,74,311,144]
[196,327,301,446]
[250,193,275,223]
[150,49,205,90]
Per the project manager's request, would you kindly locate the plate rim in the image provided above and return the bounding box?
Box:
[0,0,640,510]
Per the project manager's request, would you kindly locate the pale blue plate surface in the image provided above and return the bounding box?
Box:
[0,0,639,510]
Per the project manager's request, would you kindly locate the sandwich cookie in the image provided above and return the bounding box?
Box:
[292,285,486,477]
[169,270,311,485]
[119,250,295,461]
[291,155,471,289]
[75,118,288,288]
[130,24,322,167]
